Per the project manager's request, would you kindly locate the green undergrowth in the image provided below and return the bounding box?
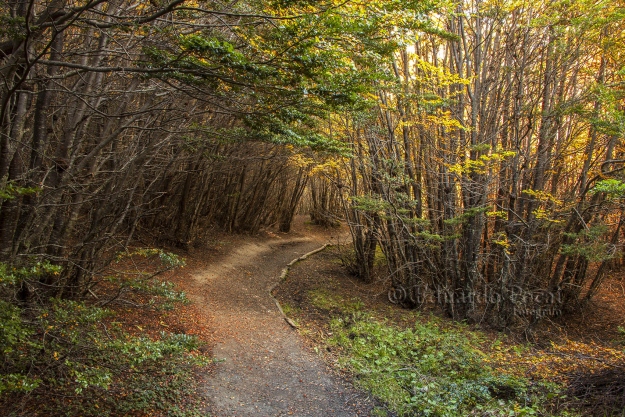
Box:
[308,288,364,312]
[327,313,574,417]
[0,252,210,417]
[287,283,575,416]
[0,300,209,416]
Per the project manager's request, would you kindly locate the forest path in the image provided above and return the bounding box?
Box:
[191,218,373,416]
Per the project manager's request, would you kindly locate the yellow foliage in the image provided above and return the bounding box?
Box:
[532,208,565,223]
[491,232,511,253]
[288,152,315,168]
[522,189,562,205]
[414,58,471,87]
[486,210,507,219]
[426,111,466,131]
[484,336,625,384]
[447,149,516,175]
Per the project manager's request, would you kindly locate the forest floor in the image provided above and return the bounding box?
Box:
[168,216,375,416]
[156,216,625,416]
[273,243,625,416]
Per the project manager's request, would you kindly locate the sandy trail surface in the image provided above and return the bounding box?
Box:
[191,220,373,416]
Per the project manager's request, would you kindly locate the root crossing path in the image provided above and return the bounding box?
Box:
[193,223,373,417]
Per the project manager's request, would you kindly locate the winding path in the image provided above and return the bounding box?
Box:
[191,222,373,416]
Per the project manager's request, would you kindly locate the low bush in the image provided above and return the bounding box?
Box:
[0,252,209,416]
[329,313,573,417]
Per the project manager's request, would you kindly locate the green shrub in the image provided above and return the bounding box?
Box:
[329,313,569,417]
[0,297,209,416]
[0,254,209,417]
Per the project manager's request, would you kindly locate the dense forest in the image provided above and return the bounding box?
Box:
[1,0,624,415]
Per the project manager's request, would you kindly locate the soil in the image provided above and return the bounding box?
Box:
[166,215,624,416]
[183,217,374,417]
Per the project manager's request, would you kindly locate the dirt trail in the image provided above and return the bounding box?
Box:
[191,220,373,416]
